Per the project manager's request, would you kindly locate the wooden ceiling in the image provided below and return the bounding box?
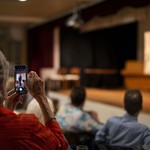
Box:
[0,0,149,28]
[0,0,103,26]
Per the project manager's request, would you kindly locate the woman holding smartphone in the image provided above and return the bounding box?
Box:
[0,51,68,150]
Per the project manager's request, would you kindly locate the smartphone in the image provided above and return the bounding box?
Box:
[14,65,28,94]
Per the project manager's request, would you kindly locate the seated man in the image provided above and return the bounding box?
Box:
[95,89,150,149]
[56,86,103,133]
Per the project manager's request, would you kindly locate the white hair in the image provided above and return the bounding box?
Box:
[0,51,9,105]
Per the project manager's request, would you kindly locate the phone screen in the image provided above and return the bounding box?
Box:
[14,65,27,94]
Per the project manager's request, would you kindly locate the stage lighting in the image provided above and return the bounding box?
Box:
[65,12,84,29]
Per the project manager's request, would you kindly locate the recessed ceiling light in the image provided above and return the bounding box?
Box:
[18,0,27,2]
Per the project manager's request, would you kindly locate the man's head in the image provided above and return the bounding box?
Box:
[70,86,86,107]
[124,89,142,115]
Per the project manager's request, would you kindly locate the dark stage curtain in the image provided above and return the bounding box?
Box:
[60,22,137,88]
[27,27,53,75]
[26,0,148,78]
[60,29,93,68]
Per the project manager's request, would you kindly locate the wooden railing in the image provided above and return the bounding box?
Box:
[121,60,150,90]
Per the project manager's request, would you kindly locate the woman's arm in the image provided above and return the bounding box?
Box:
[24,71,55,124]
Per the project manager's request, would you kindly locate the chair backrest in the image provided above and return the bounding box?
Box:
[63,130,93,147]
[69,67,81,75]
[57,67,68,75]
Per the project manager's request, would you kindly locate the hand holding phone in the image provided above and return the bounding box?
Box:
[14,65,28,94]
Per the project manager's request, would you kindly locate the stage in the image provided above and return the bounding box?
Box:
[58,88,150,114]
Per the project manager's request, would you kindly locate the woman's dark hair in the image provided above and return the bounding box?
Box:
[124,89,142,115]
[70,86,86,107]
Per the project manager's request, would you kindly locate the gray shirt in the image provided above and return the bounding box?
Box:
[95,113,150,148]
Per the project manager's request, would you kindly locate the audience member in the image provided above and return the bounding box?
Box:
[56,86,103,133]
[0,51,68,149]
[95,89,150,149]
[26,94,54,124]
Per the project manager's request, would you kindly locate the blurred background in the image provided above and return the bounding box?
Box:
[2,0,150,128]
[0,0,150,85]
